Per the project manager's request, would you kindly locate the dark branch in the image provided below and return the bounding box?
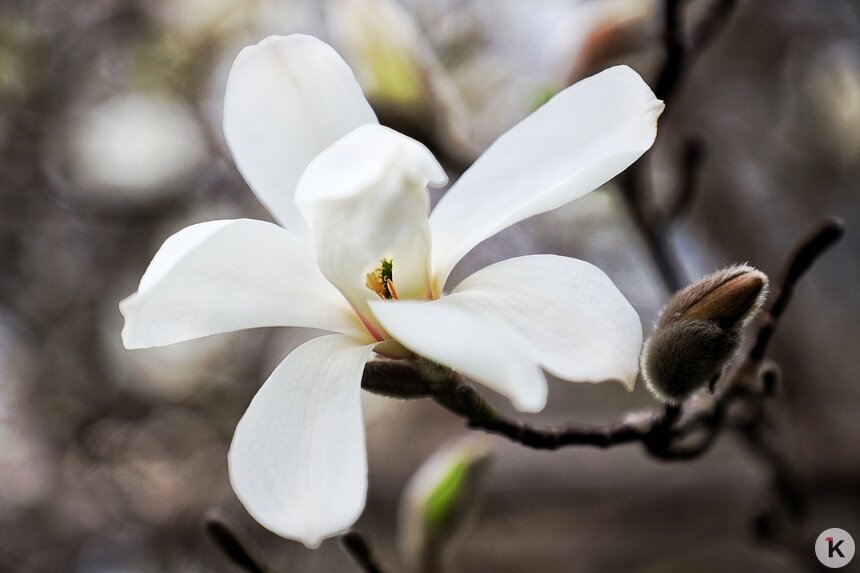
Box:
[655,0,686,101]
[340,530,386,573]
[657,0,740,105]
[205,512,268,573]
[662,137,706,228]
[620,167,685,292]
[691,0,739,58]
[430,376,651,450]
[749,218,845,362]
[626,137,707,293]
[364,356,720,459]
[615,0,739,292]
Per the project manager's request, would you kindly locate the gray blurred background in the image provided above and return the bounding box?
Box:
[1,0,859,571]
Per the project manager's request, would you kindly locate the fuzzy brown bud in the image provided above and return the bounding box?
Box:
[641,264,769,404]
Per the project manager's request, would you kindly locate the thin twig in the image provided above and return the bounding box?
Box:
[205,511,268,573]
[726,218,844,549]
[340,530,386,573]
[620,166,685,291]
[749,218,845,362]
[662,137,706,228]
[655,0,686,102]
[364,350,716,459]
[690,0,739,60]
[616,0,739,293]
[627,137,705,293]
[657,0,739,106]
[433,376,654,450]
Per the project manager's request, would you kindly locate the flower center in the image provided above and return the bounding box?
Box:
[366,258,400,300]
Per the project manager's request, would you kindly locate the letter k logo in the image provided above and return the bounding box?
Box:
[828,537,846,559]
[816,528,854,567]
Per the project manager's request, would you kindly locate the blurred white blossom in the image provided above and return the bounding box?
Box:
[150,0,247,38]
[71,94,205,201]
[782,41,860,167]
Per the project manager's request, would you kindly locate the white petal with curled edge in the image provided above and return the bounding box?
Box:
[223,34,378,232]
[296,124,446,331]
[229,334,375,547]
[369,298,547,412]
[452,255,642,390]
[429,65,663,293]
[120,219,368,349]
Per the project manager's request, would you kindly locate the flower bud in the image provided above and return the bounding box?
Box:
[641,264,768,404]
[325,0,473,156]
[326,0,427,108]
[398,436,494,572]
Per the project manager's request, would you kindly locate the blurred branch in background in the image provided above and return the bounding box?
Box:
[339,530,386,573]
[205,511,268,573]
[620,0,738,292]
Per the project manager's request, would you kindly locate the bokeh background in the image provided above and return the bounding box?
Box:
[1,0,859,571]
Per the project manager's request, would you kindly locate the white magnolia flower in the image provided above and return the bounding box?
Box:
[120,34,663,547]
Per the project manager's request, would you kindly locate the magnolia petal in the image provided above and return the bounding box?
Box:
[369,298,547,412]
[452,255,642,390]
[120,219,367,349]
[229,334,375,547]
[223,34,378,232]
[296,124,447,332]
[429,65,664,293]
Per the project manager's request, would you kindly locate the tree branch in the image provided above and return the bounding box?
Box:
[749,217,845,362]
[655,0,686,102]
[616,0,739,293]
[205,511,268,573]
[340,530,386,573]
[661,137,706,229]
[363,344,717,460]
[690,0,739,60]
